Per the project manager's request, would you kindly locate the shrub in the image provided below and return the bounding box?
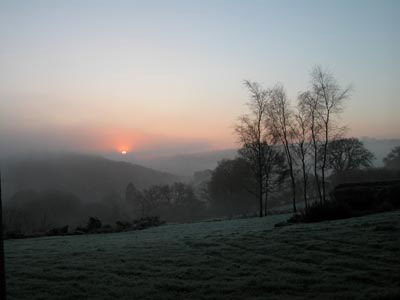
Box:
[87,217,102,232]
[333,180,400,212]
[47,225,69,236]
[290,200,352,223]
[115,221,132,232]
[132,216,164,230]
[291,180,400,223]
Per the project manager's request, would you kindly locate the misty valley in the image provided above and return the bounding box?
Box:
[1,1,400,299]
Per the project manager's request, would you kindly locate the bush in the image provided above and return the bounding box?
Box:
[5,230,25,239]
[115,221,132,232]
[133,216,164,230]
[87,217,102,232]
[333,180,400,212]
[290,200,352,223]
[47,225,69,236]
[291,180,400,223]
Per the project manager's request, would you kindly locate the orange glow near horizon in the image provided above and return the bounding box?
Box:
[88,126,148,153]
[61,125,237,155]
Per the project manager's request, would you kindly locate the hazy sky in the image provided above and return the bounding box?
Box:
[1,0,399,156]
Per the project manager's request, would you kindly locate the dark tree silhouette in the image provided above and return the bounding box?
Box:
[235,81,271,217]
[267,84,297,212]
[262,145,288,216]
[298,90,324,203]
[125,182,145,218]
[383,146,400,169]
[298,66,351,203]
[310,66,351,203]
[325,138,375,173]
[292,102,313,209]
[208,158,256,216]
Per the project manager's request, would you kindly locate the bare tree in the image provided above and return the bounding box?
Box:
[298,91,323,203]
[291,103,312,209]
[235,81,271,217]
[262,145,287,216]
[267,84,297,213]
[298,67,351,203]
[310,66,351,202]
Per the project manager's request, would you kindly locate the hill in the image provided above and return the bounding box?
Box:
[5,211,400,300]
[1,153,181,202]
[121,138,400,176]
[133,149,238,176]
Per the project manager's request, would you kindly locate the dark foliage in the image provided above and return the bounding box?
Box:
[126,182,206,222]
[384,146,400,169]
[46,225,69,236]
[207,158,256,217]
[87,217,102,232]
[115,217,164,232]
[116,221,132,232]
[132,216,164,230]
[333,180,400,212]
[4,189,84,234]
[291,180,400,223]
[290,200,353,223]
[325,138,375,173]
[330,168,400,189]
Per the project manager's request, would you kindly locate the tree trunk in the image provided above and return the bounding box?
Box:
[287,150,297,213]
[264,189,268,216]
[259,175,263,218]
[0,172,6,300]
[290,168,297,213]
[302,159,308,210]
[312,141,323,203]
[321,166,326,203]
[321,117,330,203]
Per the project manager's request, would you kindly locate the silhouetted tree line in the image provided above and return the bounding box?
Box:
[3,67,400,236]
[125,182,206,223]
[228,66,384,217]
[2,141,399,236]
[2,181,208,236]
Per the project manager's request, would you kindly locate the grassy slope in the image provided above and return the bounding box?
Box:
[5,211,400,300]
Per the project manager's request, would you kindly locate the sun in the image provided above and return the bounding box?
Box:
[121,150,127,155]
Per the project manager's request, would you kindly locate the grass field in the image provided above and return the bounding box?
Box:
[5,211,400,300]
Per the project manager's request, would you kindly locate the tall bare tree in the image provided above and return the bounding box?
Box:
[262,144,287,216]
[298,91,323,203]
[291,103,312,209]
[267,84,297,213]
[235,81,271,217]
[310,66,351,202]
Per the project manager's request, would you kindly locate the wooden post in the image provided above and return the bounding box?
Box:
[0,172,6,299]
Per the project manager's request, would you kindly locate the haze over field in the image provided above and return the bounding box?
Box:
[1,0,399,159]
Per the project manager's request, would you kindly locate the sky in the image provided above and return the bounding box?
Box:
[1,0,399,157]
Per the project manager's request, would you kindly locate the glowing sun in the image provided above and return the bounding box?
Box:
[121,151,127,155]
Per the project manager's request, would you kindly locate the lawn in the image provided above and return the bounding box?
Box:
[5,211,400,300]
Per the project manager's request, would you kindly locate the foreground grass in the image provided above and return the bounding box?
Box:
[5,211,400,300]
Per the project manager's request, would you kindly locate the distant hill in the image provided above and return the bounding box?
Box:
[1,153,181,202]
[134,149,238,176]
[124,138,400,176]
